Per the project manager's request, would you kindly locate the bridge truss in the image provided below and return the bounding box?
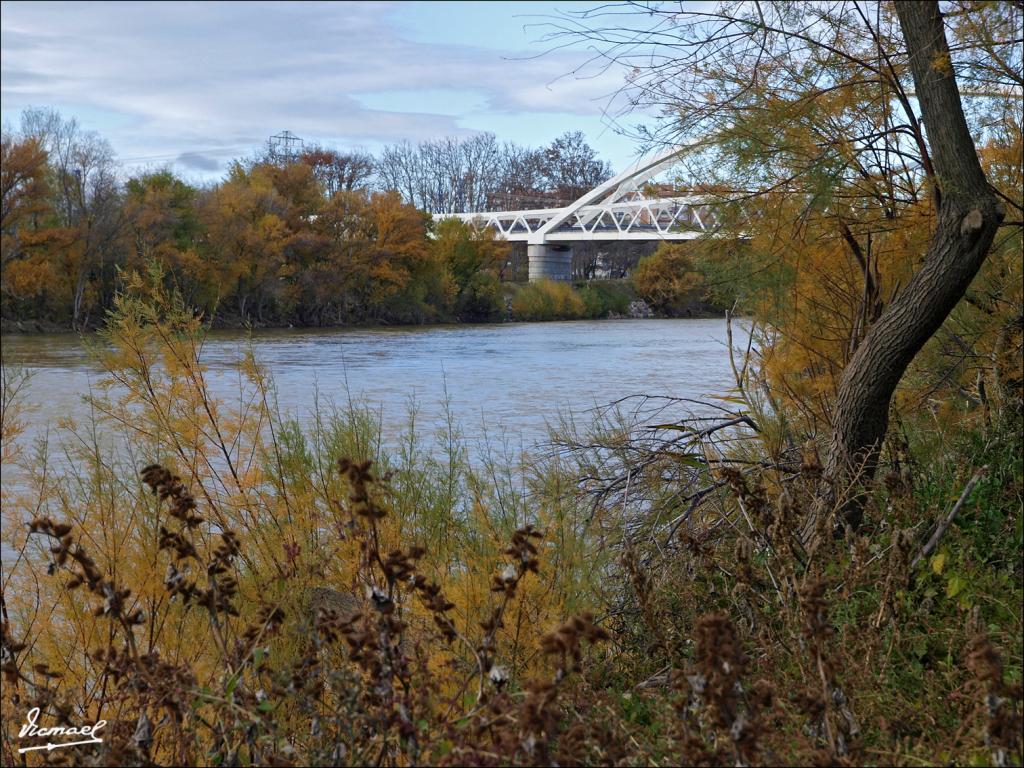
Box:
[433,144,717,245]
[437,196,714,242]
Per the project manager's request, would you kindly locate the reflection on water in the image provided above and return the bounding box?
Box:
[1,318,735,458]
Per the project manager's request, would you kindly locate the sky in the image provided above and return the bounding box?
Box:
[1,0,659,183]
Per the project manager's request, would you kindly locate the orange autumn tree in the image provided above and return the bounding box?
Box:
[366,189,453,323]
[192,164,453,326]
[197,162,295,323]
[0,133,58,318]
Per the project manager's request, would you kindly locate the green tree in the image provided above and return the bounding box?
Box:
[123,170,204,304]
[431,217,508,321]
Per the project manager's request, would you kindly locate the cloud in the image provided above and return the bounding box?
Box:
[176,152,221,171]
[0,1,642,178]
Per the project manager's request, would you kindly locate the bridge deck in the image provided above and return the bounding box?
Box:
[434,196,713,244]
[483,229,703,242]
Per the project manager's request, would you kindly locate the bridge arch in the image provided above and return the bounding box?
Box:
[433,144,717,280]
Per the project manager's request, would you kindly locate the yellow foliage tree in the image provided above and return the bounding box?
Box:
[632,243,705,317]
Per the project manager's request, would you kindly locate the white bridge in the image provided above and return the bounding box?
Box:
[434,146,716,280]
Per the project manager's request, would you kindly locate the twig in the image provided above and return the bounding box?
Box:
[726,305,744,398]
[662,480,729,547]
[910,466,987,569]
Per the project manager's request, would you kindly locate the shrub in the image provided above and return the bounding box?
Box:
[455,270,504,322]
[578,280,635,318]
[510,280,585,321]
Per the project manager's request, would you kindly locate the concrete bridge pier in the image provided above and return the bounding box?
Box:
[527,243,573,282]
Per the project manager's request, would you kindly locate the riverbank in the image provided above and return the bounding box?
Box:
[1,296,725,335]
[1,317,71,334]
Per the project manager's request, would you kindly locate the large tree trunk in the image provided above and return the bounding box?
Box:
[825,0,1004,524]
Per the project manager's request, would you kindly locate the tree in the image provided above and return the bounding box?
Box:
[300,146,374,195]
[0,134,50,251]
[123,170,204,303]
[306,188,375,323]
[377,134,506,214]
[364,190,450,322]
[489,142,548,210]
[311,188,450,323]
[632,243,704,316]
[431,217,507,292]
[199,162,292,322]
[430,217,509,321]
[826,1,1004,502]
[557,1,1018,520]
[1,133,54,312]
[18,107,123,328]
[376,140,424,209]
[541,131,612,202]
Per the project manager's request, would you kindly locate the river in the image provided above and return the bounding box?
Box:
[1,318,737,460]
